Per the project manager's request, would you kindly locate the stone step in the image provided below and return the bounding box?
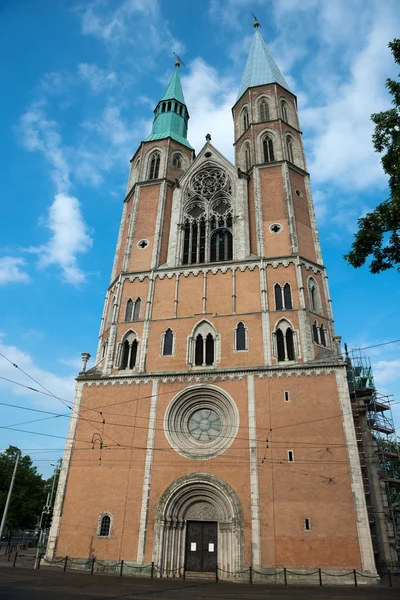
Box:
[185,570,216,581]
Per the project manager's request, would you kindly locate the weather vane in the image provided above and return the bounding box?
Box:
[252,13,261,28]
[173,52,186,67]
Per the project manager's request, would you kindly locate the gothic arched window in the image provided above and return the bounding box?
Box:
[244,143,251,171]
[133,298,141,321]
[149,152,160,180]
[119,332,138,370]
[281,100,289,123]
[259,100,270,122]
[182,167,233,266]
[275,284,283,310]
[263,135,275,162]
[242,107,249,132]
[235,322,246,351]
[162,328,174,356]
[125,299,133,322]
[308,277,322,314]
[172,153,182,168]
[313,321,319,344]
[274,320,296,362]
[283,283,292,309]
[191,321,217,367]
[286,136,294,163]
[107,296,116,326]
[98,514,111,537]
[320,325,327,347]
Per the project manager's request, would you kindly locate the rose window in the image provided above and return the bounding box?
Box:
[188,409,221,441]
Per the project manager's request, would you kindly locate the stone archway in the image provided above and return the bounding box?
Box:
[153,473,243,578]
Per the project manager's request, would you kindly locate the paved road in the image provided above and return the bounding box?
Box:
[0,567,398,599]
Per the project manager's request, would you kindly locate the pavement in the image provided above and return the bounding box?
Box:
[0,566,399,600]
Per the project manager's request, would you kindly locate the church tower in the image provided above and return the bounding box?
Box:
[47,22,377,582]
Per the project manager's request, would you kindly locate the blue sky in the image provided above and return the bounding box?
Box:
[1,0,400,478]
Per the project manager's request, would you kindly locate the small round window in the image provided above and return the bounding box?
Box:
[269,223,282,234]
[137,239,149,249]
[295,189,303,197]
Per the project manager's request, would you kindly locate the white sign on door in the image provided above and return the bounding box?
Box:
[208,543,214,552]
[190,542,196,551]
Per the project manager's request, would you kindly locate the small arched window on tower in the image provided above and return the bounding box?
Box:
[125,298,133,322]
[259,100,270,122]
[274,320,296,362]
[149,152,160,180]
[98,514,111,538]
[286,136,294,163]
[281,99,289,123]
[244,143,251,171]
[320,325,327,347]
[235,322,247,351]
[172,153,182,169]
[107,296,116,327]
[132,298,141,321]
[161,103,166,112]
[242,107,249,132]
[308,277,322,314]
[275,283,293,310]
[162,328,174,356]
[312,321,319,344]
[263,135,275,162]
[119,332,138,370]
[167,101,172,111]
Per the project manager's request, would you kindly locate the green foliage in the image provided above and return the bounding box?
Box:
[0,446,47,533]
[345,39,400,273]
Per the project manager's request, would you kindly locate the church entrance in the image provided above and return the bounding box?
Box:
[185,521,217,572]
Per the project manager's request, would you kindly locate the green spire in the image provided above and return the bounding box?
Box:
[145,67,193,149]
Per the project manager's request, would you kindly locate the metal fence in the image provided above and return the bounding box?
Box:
[4,552,399,587]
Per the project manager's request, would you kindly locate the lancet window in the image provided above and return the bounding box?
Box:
[172,153,182,168]
[308,277,322,314]
[148,152,160,180]
[119,332,138,370]
[286,136,294,163]
[242,107,249,132]
[125,298,141,321]
[189,321,218,367]
[235,322,247,351]
[259,100,270,122]
[162,328,174,356]
[274,283,293,310]
[98,514,111,537]
[182,167,233,265]
[263,135,275,162]
[312,321,327,347]
[281,100,289,123]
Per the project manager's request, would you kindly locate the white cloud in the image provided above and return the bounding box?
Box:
[0,333,75,410]
[0,257,30,285]
[28,193,93,285]
[19,104,93,284]
[78,63,116,92]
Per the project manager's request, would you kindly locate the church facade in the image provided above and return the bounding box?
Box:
[47,24,377,580]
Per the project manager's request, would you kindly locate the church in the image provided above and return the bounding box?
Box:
[46,21,377,581]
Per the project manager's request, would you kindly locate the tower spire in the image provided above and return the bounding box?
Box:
[236,25,290,101]
[144,63,193,149]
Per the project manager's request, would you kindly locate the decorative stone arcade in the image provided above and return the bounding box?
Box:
[154,474,244,578]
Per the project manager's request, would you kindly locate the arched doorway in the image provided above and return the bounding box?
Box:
[153,473,243,578]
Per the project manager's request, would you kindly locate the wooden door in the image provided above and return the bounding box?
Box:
[185,521,218,572]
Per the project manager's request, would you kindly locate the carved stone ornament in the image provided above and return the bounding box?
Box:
[190,168,228,198]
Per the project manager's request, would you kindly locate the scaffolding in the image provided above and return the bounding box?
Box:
[346,348,400,569]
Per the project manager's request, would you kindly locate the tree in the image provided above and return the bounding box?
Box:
[0,446,47,535]
[345,39,400,273]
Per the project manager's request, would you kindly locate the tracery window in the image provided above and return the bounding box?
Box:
[259,100,270,122]
[274,320,296,362]
[172,153,182,168]
[182,167,233,265]
[263,135,275,162]
[149,152,160,180]
[119,332,138,370]
[189,321,218,367]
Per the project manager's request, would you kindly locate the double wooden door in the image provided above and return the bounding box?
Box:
[185,521,218,572]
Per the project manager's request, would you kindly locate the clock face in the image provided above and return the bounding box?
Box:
[188,408,221,442]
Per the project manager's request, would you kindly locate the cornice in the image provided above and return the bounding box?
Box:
[79,361,346,387]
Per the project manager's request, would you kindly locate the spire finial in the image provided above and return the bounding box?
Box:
[173,51,186,68]
[252,12,261,28]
